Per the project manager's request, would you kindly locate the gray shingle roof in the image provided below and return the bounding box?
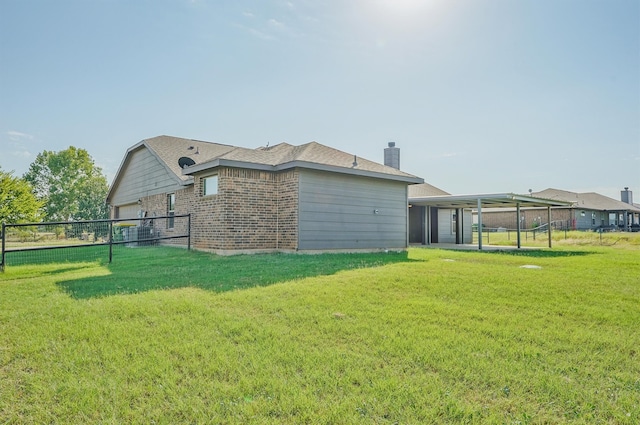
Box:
[532,188,640,212]
[142,135,421,183]
[143,135,235,182]
[408,182,450,197]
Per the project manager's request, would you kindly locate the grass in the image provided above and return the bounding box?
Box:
[474,229,640,248]
[1,244,639,423]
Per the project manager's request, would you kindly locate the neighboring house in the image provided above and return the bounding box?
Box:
[476,188,640,231]
[106,135,423,254]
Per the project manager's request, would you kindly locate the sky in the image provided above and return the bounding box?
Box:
[1,0,639,201]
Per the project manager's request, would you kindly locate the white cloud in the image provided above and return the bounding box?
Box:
[7,130,34,141]
[232,21,276,40]
[268,18,285,29]
[13,150,31,158]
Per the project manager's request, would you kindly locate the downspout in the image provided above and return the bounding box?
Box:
[406,185,409,248]
[276,173,279,250]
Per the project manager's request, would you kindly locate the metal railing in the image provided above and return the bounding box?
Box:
[1,214,190,271]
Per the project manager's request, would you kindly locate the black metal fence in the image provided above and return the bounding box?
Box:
[1,214,190,271]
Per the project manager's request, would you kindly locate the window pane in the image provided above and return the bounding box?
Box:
[167,194,175,229]
[204,175,218,196]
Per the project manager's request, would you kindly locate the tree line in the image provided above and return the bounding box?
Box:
[0,147,109,224]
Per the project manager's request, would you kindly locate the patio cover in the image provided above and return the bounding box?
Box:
[408,193,572,250]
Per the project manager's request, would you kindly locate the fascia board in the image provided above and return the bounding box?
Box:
[275,160,424,184]
[409,193,573,209]
[181,158,273,175]
[183,159,424,184]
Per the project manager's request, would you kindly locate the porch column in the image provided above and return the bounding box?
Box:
[477,198,483,250]
[547,206,552,248]
[426,206,431,246]
[460,208,465,244]
[516,203,521,249]
[624,211,629,231]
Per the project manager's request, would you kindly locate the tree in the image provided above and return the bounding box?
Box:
[23,147,109,221]
[0,167,43,224]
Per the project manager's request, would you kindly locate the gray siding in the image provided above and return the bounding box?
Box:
[298,170,408,250]
[435,208,473,244]
[437,208,456,244]
[116,203,140,220]
[575,209,598,230]
[110,148,184,206]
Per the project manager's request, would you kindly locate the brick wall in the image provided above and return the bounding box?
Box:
[138,186,194,246]
[275,170,299,249]
[185,167,300,252]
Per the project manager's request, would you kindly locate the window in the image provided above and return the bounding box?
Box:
[452,211,457,234]
[203,175,218,196]
[167,193,175,229]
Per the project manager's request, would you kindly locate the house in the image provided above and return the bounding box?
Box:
[475,188,640,231]
[106,135,423,254]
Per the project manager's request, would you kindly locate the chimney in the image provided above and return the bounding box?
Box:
[621,187,633,205]
[384,142,400,169]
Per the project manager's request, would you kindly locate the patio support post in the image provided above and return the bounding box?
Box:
[459,208,464,244]
[426,206,431,245]
[477,198,483,250]
[548,206,552,248]
[516,203,521,249]
[422,206,427,245]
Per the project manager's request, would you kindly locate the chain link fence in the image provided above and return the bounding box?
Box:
[1,214,190,271]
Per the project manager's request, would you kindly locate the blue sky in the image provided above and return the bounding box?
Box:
[1,0,638,200]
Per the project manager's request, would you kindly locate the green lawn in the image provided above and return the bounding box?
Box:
[1,244,638,423]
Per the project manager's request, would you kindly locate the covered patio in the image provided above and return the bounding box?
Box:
[408,193,571,250]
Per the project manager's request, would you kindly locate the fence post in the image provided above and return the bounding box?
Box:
[187,214,191,250]
[1,223,5,272]
[108,220,113,263]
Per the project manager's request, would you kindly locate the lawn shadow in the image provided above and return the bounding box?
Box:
[56,248,415,299]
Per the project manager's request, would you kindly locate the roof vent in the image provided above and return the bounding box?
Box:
[178,156,196,169]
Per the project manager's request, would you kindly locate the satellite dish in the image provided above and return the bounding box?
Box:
[178,156,196,169]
